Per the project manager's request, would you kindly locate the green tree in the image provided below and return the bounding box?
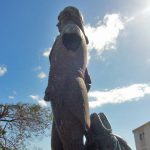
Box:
[0,103,52,150]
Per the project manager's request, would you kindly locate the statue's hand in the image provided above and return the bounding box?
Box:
[44,86,55,101]
[44,93,50,101]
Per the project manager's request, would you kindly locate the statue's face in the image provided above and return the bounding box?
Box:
[56,18,75,33]
[56,20,64,32]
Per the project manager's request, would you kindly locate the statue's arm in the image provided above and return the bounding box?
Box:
[49,36,60,63]
[44,36,59,101]
[84,68,91,92]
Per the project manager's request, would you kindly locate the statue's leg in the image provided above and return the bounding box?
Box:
[51,78,89,150]
[60,119,85,150]
[54,109,85,150]
[51,120,63,150]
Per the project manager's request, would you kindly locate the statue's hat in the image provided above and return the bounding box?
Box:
[58,6,89,44]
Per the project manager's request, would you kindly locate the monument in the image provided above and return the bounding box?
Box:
[44,6,131,150]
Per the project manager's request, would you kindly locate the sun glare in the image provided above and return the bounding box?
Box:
[134,6,150,19]
[141,6,150,15]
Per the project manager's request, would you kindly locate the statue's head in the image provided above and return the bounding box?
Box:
[57,6,89,44]
[57,6,83,32]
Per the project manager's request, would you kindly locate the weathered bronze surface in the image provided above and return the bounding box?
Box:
[86,113,132,150]
[44,6,91,150]
[44,6,132,150]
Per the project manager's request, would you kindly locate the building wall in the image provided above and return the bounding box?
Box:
[133,122,150,150]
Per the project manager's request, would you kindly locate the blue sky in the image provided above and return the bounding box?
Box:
[0,0,150,149]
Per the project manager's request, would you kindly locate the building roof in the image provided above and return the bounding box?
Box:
[133,121,150,133]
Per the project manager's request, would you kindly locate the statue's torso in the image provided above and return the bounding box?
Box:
[49,23,90,129]
[50,23,88,81]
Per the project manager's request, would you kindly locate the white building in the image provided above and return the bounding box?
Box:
[133,121,150,150]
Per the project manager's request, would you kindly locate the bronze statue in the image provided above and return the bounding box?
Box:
[44,6,132,150]
[86,113,132,150]
[44,6,91,150]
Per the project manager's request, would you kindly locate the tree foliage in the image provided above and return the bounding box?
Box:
[0,103,52,150]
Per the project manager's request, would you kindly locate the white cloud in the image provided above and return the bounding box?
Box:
[0,66,7,77]
[38,99,48,107]
[124,16,135,23]
[33,66,42,71]
[29,95,39,100]
[89,83,150,108]
[29,95,47,107]
[8,90,17,100]
[8,96,15,99]
[38,72,47,79]
[85,13,125,62]
[43,48,51,57]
